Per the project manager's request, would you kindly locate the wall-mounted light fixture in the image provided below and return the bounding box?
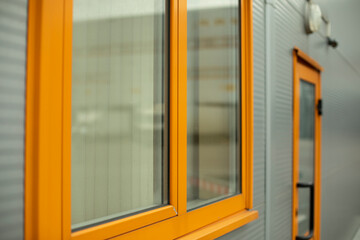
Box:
[327,37,338,48]
[305,0,338,48]
[321,13,339,48]
[305,0,322,34]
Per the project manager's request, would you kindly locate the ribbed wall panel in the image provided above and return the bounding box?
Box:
[0,0,28,239]
[268,1,360,240]
[219,205,266,240]
[219,0,266,238]
[268,2,309,239]
[1,0,360,239]
[286,0,305,12]
[308,34,360,240]
[223,0,360,239]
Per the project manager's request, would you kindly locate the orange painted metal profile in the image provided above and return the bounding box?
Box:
[292,47,322,240]
[25,0,65,239]
[25,0,256,239]
[241,0,254,210]
[294,47,324,72]
[176,210,258,240]
[62,0,72,239]
[176,0,188,216]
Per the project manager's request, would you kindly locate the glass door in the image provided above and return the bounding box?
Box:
[297,80,315,238]
[293,48,322,240]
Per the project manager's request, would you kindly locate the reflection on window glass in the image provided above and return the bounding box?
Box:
[298,80,315,236]
[187,0,240,210]
[71,0,168,229]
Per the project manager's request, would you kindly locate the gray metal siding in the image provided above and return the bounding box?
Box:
[219,206,266,240]
[269,1,308,239]
[308,39,360,240]
[0,0,28,239]
[0,0,359,239]
[267,1,360,240]
[221,0,360,239]
[218,0,266,238]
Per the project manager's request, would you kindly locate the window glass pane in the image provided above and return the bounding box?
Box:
[187,0,240,210]
[71,0,168,229]
[298,80,315,236]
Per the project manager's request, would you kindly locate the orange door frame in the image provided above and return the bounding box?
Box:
[292,47,322,240]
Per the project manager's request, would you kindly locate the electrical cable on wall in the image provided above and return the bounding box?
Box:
[305,0,338,48]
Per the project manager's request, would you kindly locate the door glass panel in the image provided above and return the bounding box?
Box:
[298,80,315,236]
[71,0,168,230]
[187,0,240,210]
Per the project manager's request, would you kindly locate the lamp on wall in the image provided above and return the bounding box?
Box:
[305,0,338,48]
[327,37,338,48]
[322,14,339,48]
[305,0,322,34]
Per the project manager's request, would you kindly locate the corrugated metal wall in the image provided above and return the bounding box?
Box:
[218,0,266,238]
[1,0,360,239]
[268,0,360,239]
[269,1,307,239]
[309,34,360,240]
[220,0,360,239]
[0,0,28,239]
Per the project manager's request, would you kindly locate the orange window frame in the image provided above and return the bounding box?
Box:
[25,0,257,239]
[292,47,322,240]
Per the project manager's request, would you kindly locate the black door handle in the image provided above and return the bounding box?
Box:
[296,182,314,240]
